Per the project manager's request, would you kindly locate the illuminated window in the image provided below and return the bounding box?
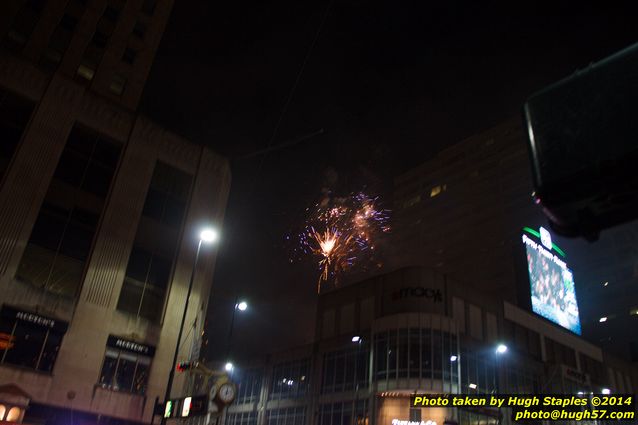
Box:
[99,348,151,394]
[6,407,21,422]
[430,184,446,197]
[270,359,309,400]
[0,305,68,373]
[76,62,96,81]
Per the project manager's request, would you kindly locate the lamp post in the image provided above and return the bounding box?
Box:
[225,297,248,366]
[160,228,218,425]
[494,344,507,425]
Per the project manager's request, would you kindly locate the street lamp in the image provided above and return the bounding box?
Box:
[225,298,249,363]
[225,362,234,372]
[495,344,508,355]
[161,227,218,425]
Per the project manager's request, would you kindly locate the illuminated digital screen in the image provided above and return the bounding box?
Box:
[523,229,581,334]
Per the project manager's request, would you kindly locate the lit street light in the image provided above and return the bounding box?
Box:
[161,227,218,425]
[226,297,249,366]
[494,343,508,401]
[225,362,234,372]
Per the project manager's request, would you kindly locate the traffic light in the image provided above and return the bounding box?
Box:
[176,361,197,372]
[162,395,208,419]
[163,400,174,419]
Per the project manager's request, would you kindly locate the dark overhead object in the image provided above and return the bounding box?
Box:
[523,42,638,241]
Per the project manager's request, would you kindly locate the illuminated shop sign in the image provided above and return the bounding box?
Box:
[392,287,443,303]
[392,419,437,425]
[0,305,68,333]
[522,227,581,335]
[107,335,156,356]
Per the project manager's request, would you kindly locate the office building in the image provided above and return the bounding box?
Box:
[224,267,637,425]
[390,119,638,361]
[0,0,231,423]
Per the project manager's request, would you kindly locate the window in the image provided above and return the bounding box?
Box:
[545,337,577,368]
[374,328,458,381]
[236,368,262,404]
[0,305,68,373]
[318,401,368,425]
[109,73,126,96]
[269,358,309,400]
[53,125,121,197]
[76,62,96,81]
[266,407,305,425]
[322,344,369,393]
[226,411,257,425]
[122,47,137,64]
[98,336,154,395]
[3,0,45,52]
[142,162,192,227]
[430,184,447,197]
[76,0,122,81]
[16,125,121,297]
[0,88,34,180]
[117,162,192,322]
[132,20,147,38]
[117,246,172,322]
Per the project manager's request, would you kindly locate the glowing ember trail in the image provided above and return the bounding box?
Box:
[292,192,390,293]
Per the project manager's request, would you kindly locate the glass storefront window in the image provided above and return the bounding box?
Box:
[322,344,369,393]
[372,327,459,382]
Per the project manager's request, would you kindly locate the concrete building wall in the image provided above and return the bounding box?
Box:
[0,53,230,423]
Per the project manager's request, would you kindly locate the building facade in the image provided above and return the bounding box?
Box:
[224,267,637,425]
[390,119,638,361]
[0,1,231,424]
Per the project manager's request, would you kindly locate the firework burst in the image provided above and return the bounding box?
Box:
[292,192,390,293]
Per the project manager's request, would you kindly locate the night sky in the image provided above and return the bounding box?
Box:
[140,1,638,362]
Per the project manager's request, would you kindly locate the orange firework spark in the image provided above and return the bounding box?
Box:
[310,227,354,292]
[292,192,390,293]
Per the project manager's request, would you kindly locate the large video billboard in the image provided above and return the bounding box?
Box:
[522,227,581,334]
